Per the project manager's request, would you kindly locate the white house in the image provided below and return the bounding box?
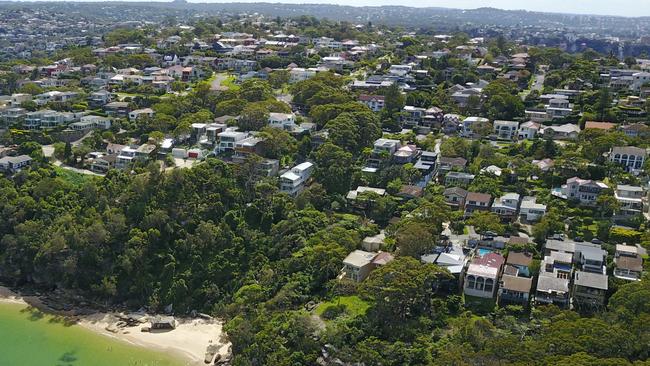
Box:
[493,120,519,140]
[128,108,155,121]
[341,250,394,282]
[69,115,112,131]
[289,67,317,83]
[608,146,647,173]
[491,192,520,220]
[268,112,297,131]
[464,253,505,298]
[358,95,385,112]
[462,116,490,137]
[518,121,540,139]
[216,129,249,153]
[555,177,608,205]
[631,72,650,91]
[519,196,547,221]
[614,185,645,217]
[280,162,314,196]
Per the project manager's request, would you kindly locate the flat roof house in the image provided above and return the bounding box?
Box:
[535,251,572,308]
[572,270,608,308]
[614,185,645,217]
[280,162,314,197]
[493,120,519,140]
[519,196,547,222]
[535,274,570,308]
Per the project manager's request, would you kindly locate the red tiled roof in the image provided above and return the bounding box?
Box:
[473,252,505,268]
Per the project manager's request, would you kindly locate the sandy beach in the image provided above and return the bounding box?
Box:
[0,286,231,365]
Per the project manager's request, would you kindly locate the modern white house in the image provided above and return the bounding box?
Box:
[491,192,520,221]
[279,162,314,196]
[519,196,547,221]
[631,71,650,91]
[493,120,519,140]
[69,115,112,131]
[216,129,249,153]
[268,112,297,131]
[23,110,76,130]
[614,185,645,217]
[462,116,490,137]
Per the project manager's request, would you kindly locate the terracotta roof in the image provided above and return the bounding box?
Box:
[615,255,643,272]
[585,121,617,130]
[466,192,491,203]
[506,252,533,266]
[399,185,424,198]
[371,252,395,266]
[473,252,505,268]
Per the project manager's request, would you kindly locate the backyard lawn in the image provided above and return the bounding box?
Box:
[315,295,370,320]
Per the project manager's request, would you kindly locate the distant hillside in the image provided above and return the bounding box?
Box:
[0,1,649,34]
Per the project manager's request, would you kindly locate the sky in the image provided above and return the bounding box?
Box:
[185,0,649,17]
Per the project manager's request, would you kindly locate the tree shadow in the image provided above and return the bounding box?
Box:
[48,314,77,327]
[18,305,77,326]
[19,306,44,321]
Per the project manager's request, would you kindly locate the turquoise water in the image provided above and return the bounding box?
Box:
[478,248,493,256]
[0,302,186,366]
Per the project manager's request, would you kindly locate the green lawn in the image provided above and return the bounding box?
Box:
[53,166,93,186]
[315,295,370,319]
[221,75,240,91]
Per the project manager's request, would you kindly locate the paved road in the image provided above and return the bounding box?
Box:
[520,71,545,100]
[531,74,545,91]
[210,73,229,91]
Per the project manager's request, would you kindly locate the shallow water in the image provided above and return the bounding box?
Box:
[0,302,185,366]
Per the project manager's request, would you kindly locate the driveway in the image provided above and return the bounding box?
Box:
[210,73,229,92]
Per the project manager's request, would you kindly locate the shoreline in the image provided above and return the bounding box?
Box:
[0,285,231,366]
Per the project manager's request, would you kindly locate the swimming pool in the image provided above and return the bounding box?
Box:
[478,248,493,256]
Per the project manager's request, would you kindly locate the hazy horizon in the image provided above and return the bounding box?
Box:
[8,0,649,18]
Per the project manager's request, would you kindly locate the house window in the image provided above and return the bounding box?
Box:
[485,278,494,292]
[475,277,485,291]
[467,275,476,289]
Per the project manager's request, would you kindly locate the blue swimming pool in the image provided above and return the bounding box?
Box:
[478,248,493,256]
